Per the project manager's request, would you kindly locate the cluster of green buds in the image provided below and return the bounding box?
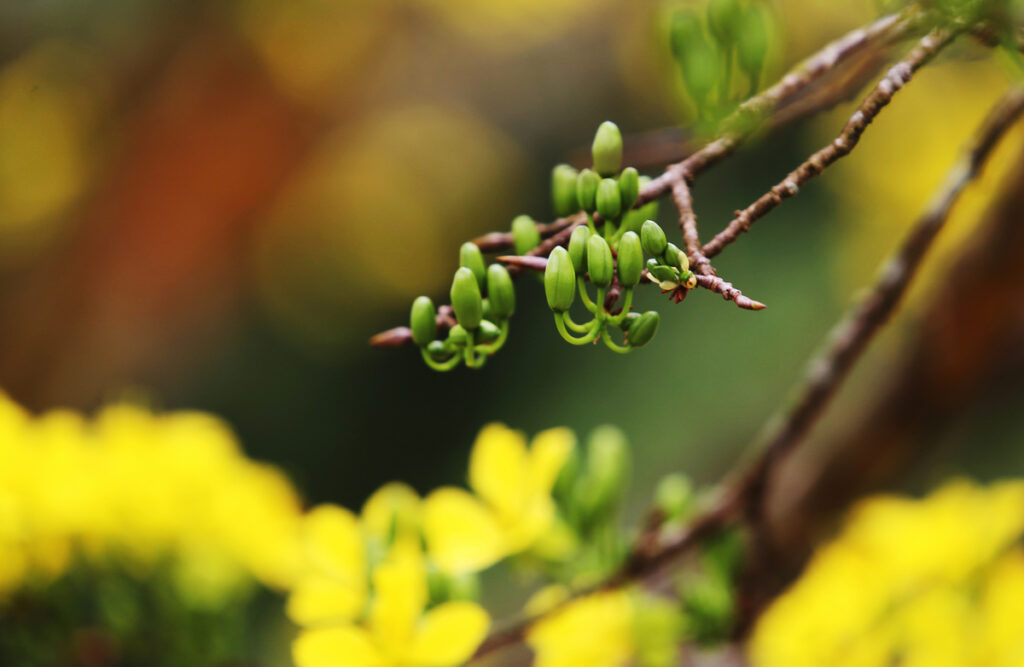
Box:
[410,242,515,371]
[543,122,674,352]
[551,121,659,240]
[669,0,772,124]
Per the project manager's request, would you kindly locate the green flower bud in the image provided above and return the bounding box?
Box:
[409,296,437,347]
[663,242,684,269]
[618,311,640,332]
[591,121,623,177]
[596,178,622,220]
[707,0,741,44]
[621,180,656,236]
[447,324,468,346]
[447,572,480,602]
[477,319,500,343]
[551,164,580,217]
[544,246,576,312]
[627,311,660,347]
[450,267,483,330]
[511,215,541,255]
[679,35,718,105]
[426,340,447,360]
[580,425,630,518]
[586,234,614,287]
[641,220,668,256]
[617,231,643,287]
[648,262,680,284]
[576,168,600,212]
[459,242,486,288]
[552,435,580,506]
[618,167,639,210]
[669,9,703,63]
[486,264,515,320]
[737,4,769,79]
[567,225,591,274]
[656,473,693,521]
[679,572,735,645]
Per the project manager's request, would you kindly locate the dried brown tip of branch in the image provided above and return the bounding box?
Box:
[694,274,766,310]
[369,327,413,347]
[702,26,957,259]
[369,305,456,348]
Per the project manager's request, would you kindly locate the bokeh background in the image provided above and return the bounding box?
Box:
[1,0,1023,575]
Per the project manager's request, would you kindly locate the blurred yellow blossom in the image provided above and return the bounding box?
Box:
[362,482,423,546]
[0,391,304,604]
[749,478,1024,667]
[287,505,369,627]
[292,537,489,667]
[422,424,574,574]
[527,589,635,667]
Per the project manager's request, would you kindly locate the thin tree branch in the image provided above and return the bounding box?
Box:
[371,8,921,348]
[671,179,765,310]
[702,26,958,259]
[469,85,1024,664]
[672,179,712,275]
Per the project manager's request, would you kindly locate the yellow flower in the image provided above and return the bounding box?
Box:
[0,391,305,605]
[293,538,490,667]
[422,424,573,574]
[287,504,369,627]
[362,482,422,546]
[748,479,1024,667]
[526,590,634,667]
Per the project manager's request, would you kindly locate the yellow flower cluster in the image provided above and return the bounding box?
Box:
[288,423,574,667]
[0,391,305,606]
[749,479,1024,667]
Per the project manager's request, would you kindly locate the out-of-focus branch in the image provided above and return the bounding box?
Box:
[469,85,1024,664]
[702,26,957,258]
[763,95,1024,586]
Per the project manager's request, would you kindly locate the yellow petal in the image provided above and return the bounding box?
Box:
[293,626,385,667]
[468,423,528,520]
[502,495,555,555]
[423,487,505,574]
[287,573,367,627]
[368,537,428,657]
[304,505,366,583]
[361,482,421,542]
[527,591,634,667]
[527,427,574,494]
[405,601,490,666]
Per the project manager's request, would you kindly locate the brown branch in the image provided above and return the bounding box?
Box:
[735,84,1024,522]
[693,274,766,311]
[672,179,711,275]
[469,84,1024,664]
[671,179,765,310]
[372,8,921,348]
[702,26,957,259]
[746,90,1024,631]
